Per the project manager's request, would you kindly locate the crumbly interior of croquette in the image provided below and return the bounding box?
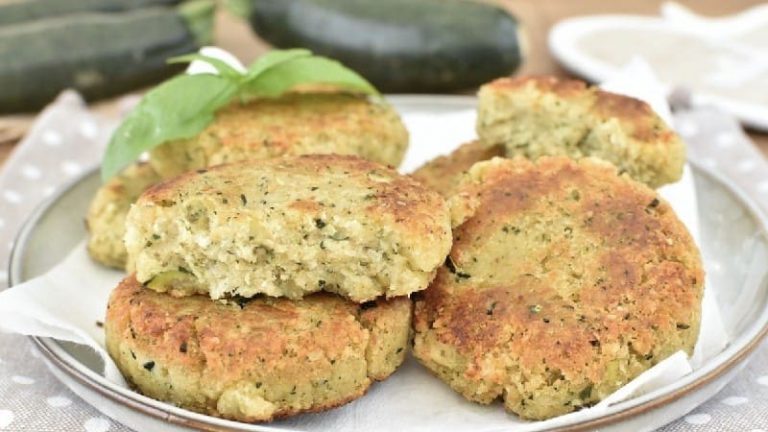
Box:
[477,81,683,188]
[128,167,444,303]
[479,85,593,157]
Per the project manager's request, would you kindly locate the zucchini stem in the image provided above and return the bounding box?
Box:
[178,0,216,46]
[225,0,251,19]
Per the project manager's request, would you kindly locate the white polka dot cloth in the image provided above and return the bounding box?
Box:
[0,92,130,432]
[0,93,767,431]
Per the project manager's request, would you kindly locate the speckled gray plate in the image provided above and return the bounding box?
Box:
[8,96,768,432]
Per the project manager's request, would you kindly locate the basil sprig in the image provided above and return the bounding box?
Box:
[101,49,378,181]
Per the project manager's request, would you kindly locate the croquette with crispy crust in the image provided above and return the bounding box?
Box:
[105,275,411,422]
[476,76,685,188]
[411,140,505,198]
[149,93,409,179]
[86,162,161,269]
[413,156,704,420]
[125,154,452,303]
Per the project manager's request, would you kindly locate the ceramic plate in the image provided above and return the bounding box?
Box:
[548,15,768,132]
[8,96,768,432]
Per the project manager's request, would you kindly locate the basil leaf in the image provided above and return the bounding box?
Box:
[101,74,237,181]
[242,56,378,98]
[168,54,242,80]
[102,49,381,181]
[245,48,312,79]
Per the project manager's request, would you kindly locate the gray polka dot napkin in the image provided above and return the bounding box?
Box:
[0,92,129,432]
[0,93,766,431]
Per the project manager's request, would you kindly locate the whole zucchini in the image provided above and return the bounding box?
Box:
[0,0,180,26]
[240,0,525,92]
[0,0,213,113]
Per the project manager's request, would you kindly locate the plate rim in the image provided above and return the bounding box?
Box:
[7,94,768,431]
[547,15,768,132]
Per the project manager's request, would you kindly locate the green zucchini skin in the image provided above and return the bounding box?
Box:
[246,0,524,93]
[0,0,180,26]
[0,7,206,113]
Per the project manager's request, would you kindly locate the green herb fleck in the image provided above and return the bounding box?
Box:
[529,304,542,314]
[579,384,593,400]
[360,301,377,310]
[445,256,457,273]
[330,232,349,241]
[571,190,581,201]
[486,301,498,316]
[502,225,521,234]
[234,296,253,309]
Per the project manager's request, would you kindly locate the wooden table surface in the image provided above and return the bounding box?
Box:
[0,0,765,166]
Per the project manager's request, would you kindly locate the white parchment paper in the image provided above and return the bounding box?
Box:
[0,58,727,431]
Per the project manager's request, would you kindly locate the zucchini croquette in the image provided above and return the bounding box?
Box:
[86,162,161,269]
[476,76,685,188]
[411,140,504,198]
[105,275,411,422]
[125,154,452,302]
[413,156,703,420]
[150,92,409,179]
